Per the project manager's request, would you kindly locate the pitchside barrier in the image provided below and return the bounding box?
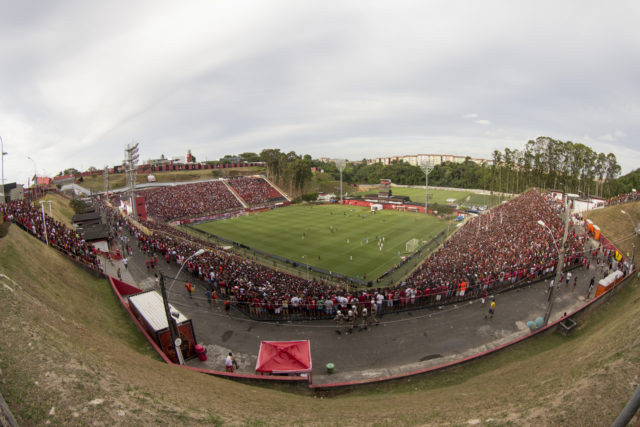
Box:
[211,256,588,322]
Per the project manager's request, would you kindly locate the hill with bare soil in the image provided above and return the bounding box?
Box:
[0,202,639,425]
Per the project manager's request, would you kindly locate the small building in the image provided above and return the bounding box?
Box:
[1,183,24,203]
[72,211,102,228]
[128,290,197,364]
[53,175,75,187]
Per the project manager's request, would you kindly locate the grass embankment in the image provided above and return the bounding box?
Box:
[79,166,266,193]
[194,204,447,280]
[0,203,639,425]
[41,193,75,228]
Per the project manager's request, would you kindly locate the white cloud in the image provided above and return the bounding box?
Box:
[1,0,639,183]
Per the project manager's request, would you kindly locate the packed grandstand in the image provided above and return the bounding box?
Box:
[4,176,632,322]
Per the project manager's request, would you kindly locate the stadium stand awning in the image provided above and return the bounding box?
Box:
[255,340,312,374]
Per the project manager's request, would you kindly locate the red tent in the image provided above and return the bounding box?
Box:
[255,340,312,375]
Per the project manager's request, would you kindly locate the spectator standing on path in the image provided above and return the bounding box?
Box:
[123,257,128,269]
[359,308,368,331]
[347,310,356,334]
[117,267,121,280]
[205,289,212,307]
[225,352,236,372]
[485,297,495,319]
[587,277,595,299]
[334,310,345,334]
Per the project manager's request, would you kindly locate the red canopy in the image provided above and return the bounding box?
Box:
[255,340,312,374]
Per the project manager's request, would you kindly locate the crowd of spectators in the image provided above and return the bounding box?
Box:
[140,181,242,221]
[228,177,285,207]
[608,191,640,206]
[1,200,100,269]
[402,190,587,301]
[104,189,593,321]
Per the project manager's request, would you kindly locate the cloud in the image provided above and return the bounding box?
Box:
[1,1,640,183]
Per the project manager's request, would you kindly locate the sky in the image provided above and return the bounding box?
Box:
[1,0,639,185]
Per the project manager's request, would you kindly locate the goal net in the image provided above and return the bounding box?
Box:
[405,238,420,253]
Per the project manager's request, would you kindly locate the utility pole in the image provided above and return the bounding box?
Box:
[124,142,139,219]
[335,159,346,204]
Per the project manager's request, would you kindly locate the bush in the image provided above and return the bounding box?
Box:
[301,192,318,202]
[69,198,88,214]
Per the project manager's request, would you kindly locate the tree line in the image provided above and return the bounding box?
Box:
[225,136,633,199]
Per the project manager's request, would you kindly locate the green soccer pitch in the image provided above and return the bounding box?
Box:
[193,204,448,280]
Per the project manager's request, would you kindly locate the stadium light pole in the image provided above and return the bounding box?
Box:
[621,210,639,267]
[420,159,434,214]
[168,248,206,293]
[0,135,7,189]
[334,159,346,204]
[27,156,37,198]
[124,142,140,219]
[620,210,640,236]
[39,200,50,245]
[537,193,572,325]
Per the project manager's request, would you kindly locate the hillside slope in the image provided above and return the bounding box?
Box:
[1,204,639,425]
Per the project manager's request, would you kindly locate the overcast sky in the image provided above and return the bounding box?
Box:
[1,1,639,185]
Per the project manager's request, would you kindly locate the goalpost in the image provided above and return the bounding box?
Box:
[405,238,420,253]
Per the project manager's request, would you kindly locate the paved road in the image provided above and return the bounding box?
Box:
[116,226,612,384]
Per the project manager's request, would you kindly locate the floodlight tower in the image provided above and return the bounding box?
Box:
[420,159,434,214]
[1,135,7,189]
[124,142,140,219]
[335,159,347,204]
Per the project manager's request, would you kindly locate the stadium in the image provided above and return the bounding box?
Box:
[2,160,640,425]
